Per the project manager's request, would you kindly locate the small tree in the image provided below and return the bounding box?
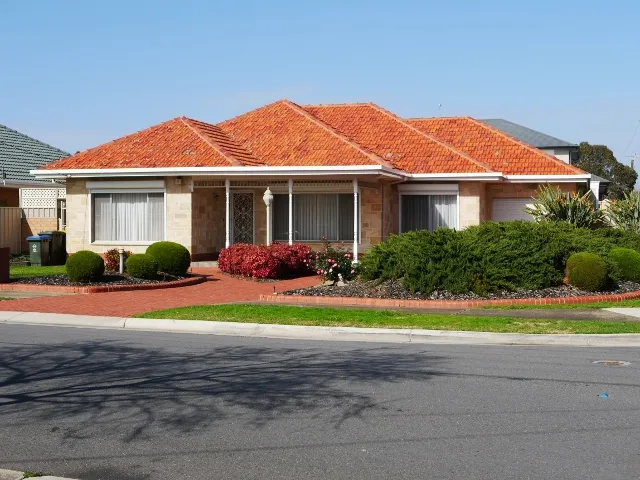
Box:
[526,185,604,228]
[605,191,640,234]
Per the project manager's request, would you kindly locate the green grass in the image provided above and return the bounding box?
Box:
[10,265,66,278]
[0,297,13,301]
[134,304,640,334]
[481,298,640,310]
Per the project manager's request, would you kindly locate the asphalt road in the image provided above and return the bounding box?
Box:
[1,324,640,480]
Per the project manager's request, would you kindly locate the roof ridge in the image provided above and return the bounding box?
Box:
[465,117,585,174]
[181,117,246,166]
[369,105,495,173]
[302,102,374,108]
[283,100,394,168]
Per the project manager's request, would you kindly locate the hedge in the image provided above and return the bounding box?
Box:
[146,241,191,276]
[125,254,159,279]
[359,221,640,295]
[218,243,314,279]
[566,252,609,291]
[66,251,105,283]
[608,247,640,282]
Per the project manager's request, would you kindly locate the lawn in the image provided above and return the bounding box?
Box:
[481,298,640,310]
[10,265,66,278]
[134,304,640,334]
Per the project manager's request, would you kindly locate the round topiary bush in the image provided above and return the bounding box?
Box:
[608,247,640,282]
[565,252,609,292]
[125,254,158,279]
[66,250,105,283]
[146,241,190,276]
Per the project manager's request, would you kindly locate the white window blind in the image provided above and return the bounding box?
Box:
[93,192,164,242]
[273,193,356,241]
[401,195,457,232]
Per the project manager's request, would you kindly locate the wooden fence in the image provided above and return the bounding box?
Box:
[0,207,22,254]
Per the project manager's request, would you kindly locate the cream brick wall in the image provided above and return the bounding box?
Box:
[382,182,399,239]
[458,182,487,229]
[165,178,192,251]
[192,188,225,257]
[65,178,91,254]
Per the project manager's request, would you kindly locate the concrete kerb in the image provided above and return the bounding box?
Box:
[4,311,640,346]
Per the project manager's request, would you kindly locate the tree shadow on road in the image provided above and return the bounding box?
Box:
[0,338,444,443]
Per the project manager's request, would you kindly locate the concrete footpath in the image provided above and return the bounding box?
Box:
[0,469,77,480]
[3,309,640,347]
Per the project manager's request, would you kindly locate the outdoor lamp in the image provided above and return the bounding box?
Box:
[263,187,274,246]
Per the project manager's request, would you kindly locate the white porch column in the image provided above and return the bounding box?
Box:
[225,179,230,248]
[288,179,294,245]
[590,180,600,209]
[263,187,274,246]
[353,178,359,262]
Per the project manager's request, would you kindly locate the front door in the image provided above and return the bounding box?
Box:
[232,192,254,244]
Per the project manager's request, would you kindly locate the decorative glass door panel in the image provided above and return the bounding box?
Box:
[232,192,254,244]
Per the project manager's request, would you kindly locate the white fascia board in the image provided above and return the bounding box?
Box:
[407,173,503,181]
[504,174,591,183]
[31,165,405,179]
[86,180,165,189]
[1,179,65,188]
[398,183,459,194]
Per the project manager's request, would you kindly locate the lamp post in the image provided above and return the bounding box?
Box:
[263,187,274,246]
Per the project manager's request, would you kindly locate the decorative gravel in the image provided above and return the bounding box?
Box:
[13,273,184,287]
[282,279,640,301]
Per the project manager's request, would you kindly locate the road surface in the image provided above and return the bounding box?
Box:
[1,324,639,479]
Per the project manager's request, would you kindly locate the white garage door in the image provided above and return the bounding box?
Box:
[492,198,535,221]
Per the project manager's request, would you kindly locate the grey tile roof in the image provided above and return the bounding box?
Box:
[480,119,577,149]
[0,124,69,183]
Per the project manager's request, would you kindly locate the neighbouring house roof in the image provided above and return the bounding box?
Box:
[407,117,583,176]
[0,124,69,182]
[43,117,263,170]
[480,119,577,149]
[37,101,589,180]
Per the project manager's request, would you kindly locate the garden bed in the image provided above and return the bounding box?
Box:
[11,273,184,287]
[282,279,640,301]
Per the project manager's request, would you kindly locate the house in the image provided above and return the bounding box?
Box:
[481,119,609,203]
[0,124,68,253]
[32,100,591,259]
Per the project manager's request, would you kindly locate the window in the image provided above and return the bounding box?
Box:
[272,193,357,241]
[401,194,457,232]
[92,192,164,242]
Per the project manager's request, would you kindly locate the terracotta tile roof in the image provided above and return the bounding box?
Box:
[217,100,388,167]
[42,117,262,170]
[302,103,492,174]
[406,117,585,176]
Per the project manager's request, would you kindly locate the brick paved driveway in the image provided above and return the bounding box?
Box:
[0,268,320,317]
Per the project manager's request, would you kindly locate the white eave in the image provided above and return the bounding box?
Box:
[503,174,592,183]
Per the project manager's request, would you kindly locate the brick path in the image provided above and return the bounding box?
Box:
[0,268,320,317]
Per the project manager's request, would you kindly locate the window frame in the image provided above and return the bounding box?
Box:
[89,188,167,245]
[398,184,460,233]
[272,191,362,243]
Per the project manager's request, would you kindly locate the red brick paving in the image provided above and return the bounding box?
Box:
[0,268,320,317]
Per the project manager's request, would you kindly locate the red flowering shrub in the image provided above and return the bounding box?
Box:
[104,248,133,272]
[218,243,314,279]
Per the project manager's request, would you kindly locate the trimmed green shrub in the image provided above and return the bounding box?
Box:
[125,254,158,279]
[66,250,105,283]
[360,221,640,295]
[608,247,640,282]
[146,241,190,276]
[565,252,609,291]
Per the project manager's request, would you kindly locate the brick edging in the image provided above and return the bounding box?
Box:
[0,275,206,294]
[259,290,640,309]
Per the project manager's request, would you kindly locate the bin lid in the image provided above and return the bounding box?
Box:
[26,235,42,241]
[38,234,52,240]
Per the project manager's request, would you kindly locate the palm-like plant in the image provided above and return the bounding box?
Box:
[604,191,640,234]
[526,185,604,228]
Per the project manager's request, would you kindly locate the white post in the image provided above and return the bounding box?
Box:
[263,187,274,246]
[118,248,125,274]
[288,179,294,245]
[225,179,230,248]
[353,178,358,262]
[590,180,600,209]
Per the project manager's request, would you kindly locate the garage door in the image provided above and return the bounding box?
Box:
[492,198,535,221]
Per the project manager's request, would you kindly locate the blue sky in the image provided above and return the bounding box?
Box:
[2,0,639,165]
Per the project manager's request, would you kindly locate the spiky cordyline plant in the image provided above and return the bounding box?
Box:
[605,191,640,234]
[526,185,604,229]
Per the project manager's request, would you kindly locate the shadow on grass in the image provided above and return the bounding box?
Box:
[0,339,444,443]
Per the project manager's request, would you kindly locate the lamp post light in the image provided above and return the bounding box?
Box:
[263,187,274,246]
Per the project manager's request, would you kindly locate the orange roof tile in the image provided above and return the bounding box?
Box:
[302,103,492,174]
[42,117,262,170]
[217,100,388,167]
[406,117,585,176]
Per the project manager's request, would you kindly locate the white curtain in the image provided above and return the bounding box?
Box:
[93,192,164,242]
[401,195,457,232]
[272,193,355,241]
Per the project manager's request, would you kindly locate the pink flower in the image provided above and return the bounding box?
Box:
[351,269,355,273]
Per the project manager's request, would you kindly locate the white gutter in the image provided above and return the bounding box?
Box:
[503,174,592,183]
[407,172,503,181]
[31,165,406,180]
[1,179,65,188]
